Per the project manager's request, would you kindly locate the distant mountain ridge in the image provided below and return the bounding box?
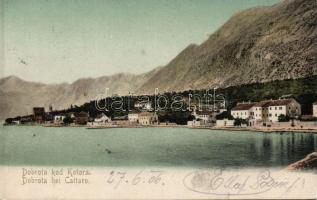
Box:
[0,69,159,119]
[1,0,316,119]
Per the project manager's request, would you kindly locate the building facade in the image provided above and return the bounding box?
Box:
[94,113,111,124]
[216,119,234,127]
[187,119,203,127]
[138,112,157,126]
[33,107,45,123]
[128,111,140,123]
[75,112,89,125]
[54,115,65,124]
[231,99,301,124]
[231,103,256,120]
[313,102,317,118]
[193,110,214,125]
[266,99,301,122]
[134,102,152,111]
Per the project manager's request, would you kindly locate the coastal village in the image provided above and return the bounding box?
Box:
[5,97,317,132]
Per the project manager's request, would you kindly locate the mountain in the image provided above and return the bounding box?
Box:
[0,69,159,119]
[137,0,317,93]
[1,0,317,119]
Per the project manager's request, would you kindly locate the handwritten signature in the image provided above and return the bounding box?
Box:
[183,169,305,196]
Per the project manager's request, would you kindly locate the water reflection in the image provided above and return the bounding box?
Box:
[1,126,316,168]
[252,132,316,167]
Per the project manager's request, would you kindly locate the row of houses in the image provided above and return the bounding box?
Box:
[231,99,301,126]
[93,111,159,126]
[187,108,229,127]
[10,99,317,128]
[32,108,91,125]
[187,99,317,128]
[29,106,159,126]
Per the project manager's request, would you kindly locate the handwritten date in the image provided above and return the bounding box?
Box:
[106,170,165,189]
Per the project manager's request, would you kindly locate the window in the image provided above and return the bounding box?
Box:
[279,107,282,110]
[275,107,277,110]
[269,114,272,117]
[270,107,272,110]
[256,108,257,111]
[245,112,247,115]
[275,114,277,117]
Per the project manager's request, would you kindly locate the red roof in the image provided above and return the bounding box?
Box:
[253,99,295,107]
[266,99,292,106]
[232,99,296,111]
[253,101,271,107]
[231,103,256,111]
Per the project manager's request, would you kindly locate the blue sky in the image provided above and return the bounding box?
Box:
[2,0,280,83]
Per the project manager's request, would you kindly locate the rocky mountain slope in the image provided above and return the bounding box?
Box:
[137,0,317,93]
[1,0,316,119]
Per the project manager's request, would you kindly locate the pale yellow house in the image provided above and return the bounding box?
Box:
[138,112,158,126]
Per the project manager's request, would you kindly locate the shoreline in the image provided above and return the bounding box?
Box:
[209,126,317,134]
[3,123,317,134]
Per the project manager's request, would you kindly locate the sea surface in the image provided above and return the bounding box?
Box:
[0,126,316,168]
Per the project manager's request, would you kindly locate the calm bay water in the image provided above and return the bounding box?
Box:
[0,126,316,168]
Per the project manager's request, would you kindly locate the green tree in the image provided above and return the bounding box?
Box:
[278,114,290,122]
[63,116,73,125]
[216,111,234,120]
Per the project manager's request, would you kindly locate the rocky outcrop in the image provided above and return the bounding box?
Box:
[287,152,317,170]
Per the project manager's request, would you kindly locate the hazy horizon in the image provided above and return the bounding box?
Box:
[2,0,279,84]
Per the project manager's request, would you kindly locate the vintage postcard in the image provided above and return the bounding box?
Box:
[1,0,317,199]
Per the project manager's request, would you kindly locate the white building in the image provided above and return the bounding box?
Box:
[12,120,21,125]
[134,102,152,111]
[266,99,301,122]
[54,115,65,124]
[128,111,140,123]
[250,101,271,125]
[187,119,203,127]
[138,112,158,126]
[216,119,234,127]
[192,109,214,125]
[313,102,317,118]
[94,113,111,124]
[231,102,256,120]
[233,99,301,124]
